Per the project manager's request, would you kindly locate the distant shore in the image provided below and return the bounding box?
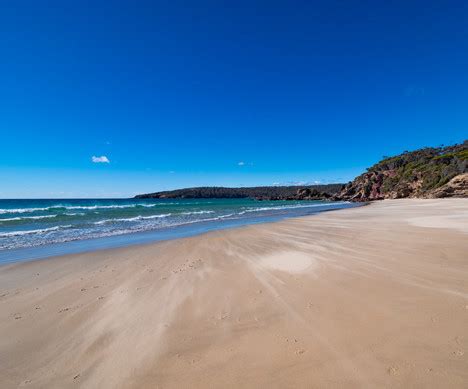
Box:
[1,199,467,388]
[134,183,343,201]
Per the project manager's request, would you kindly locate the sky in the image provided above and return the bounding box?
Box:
[0,0,467,198]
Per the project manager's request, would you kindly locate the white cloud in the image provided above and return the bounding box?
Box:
[238,161,255,166]
[272,180,324,186]
[92,155,110,163]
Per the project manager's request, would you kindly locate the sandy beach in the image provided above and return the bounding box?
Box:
[0,199,467,388]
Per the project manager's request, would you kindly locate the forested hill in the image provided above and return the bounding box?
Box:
[337,140,467,201]
[135,184,343,200]
[135,141,467,202]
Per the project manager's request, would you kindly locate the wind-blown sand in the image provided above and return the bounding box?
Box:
[0,199,467,388]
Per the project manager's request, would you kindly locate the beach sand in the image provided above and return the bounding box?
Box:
[0,199,467,388]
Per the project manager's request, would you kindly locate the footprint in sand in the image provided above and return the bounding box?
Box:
[387,366,399,375]
[172,259,203,274]
[453,350,464,357]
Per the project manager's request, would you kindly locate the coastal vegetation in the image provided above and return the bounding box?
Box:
[136,141,467,202]
[338,140,467,201]
[135,184,343,200]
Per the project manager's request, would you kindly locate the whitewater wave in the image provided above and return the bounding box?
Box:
[180,210,215,215]
[0,212,87,222]
[240,202,349,214]
[0,203,165,215]
[0,215,54,222]
[0,225,72,237]
[176,213,237,225]
[0,207,50,214]
[94,213,172,225]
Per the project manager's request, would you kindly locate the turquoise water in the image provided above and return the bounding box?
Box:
[0,198,360,263]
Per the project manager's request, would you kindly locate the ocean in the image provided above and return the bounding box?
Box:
[0,198,361,264]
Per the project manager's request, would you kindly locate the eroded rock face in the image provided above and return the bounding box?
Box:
[429,173,468,198]
[336,141,467,201]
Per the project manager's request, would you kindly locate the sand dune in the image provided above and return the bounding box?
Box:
[0,199,467,388]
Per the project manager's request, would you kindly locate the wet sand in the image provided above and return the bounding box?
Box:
[0,199,467,388]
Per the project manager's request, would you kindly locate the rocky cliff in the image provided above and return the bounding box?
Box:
[336,141,467,201]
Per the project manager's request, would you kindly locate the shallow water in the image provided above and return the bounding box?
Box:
[0,198,361,264]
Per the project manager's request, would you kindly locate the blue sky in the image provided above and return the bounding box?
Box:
[0,0,466,198]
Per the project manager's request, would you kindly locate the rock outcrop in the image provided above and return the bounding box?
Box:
[336,141,467,201]
[291,188,332,200]
[429,173,468,198]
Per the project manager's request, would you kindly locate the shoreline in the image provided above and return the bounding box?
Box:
[1,199,467,388]
[0,201,362,266]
